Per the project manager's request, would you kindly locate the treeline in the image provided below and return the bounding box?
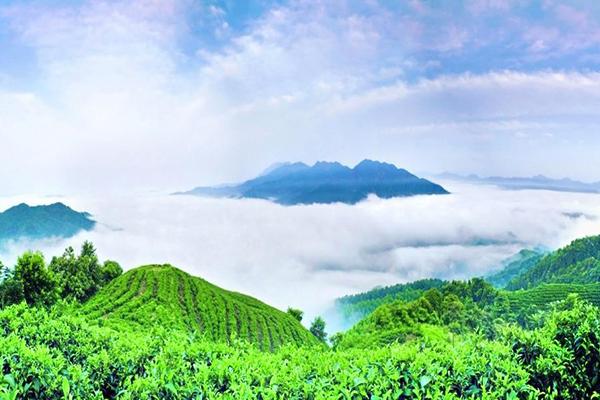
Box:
[0,241,122,308]
[334,278,517,349]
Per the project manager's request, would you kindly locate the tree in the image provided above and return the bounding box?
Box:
[77,241,102,299]
[0,260,6,282]
[286,307,304,322]
[15,251,57,306]
[49,242,105,302]
[50,246,83,301]
[100,260,123,285]
[0,262,24,308]
[310,316,327,342]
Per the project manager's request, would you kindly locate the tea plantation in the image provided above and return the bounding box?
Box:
[80,265,317,349]
[2,235,600,398]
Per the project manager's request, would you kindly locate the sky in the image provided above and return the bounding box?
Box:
[1,0,600,195]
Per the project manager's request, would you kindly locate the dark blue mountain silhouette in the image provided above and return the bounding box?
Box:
[181,160,449,205]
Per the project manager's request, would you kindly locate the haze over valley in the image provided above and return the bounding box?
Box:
[3,177,599,329]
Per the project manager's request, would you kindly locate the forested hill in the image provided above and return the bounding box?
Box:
[0,202,95,242]
[180,159,448,205]
[333,277,600,350]
[485,249,545,288]
[506,235,600,290]
[335,279,444,324]
[80,265,318,349]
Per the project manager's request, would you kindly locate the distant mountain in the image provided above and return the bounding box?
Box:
[485,249,546,289]
[438,173,600,194]
[0,202,95,243]
[506,235,600,290]
[180,160,449,205]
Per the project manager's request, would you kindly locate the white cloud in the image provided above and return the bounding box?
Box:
[1,183,599,330]
[1,0,600,196]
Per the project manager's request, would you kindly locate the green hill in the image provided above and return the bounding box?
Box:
[335,279,444,325]
[334,278,500,350]
[80,264,317,350]
[506,235,600,290]
[485,249,545,288]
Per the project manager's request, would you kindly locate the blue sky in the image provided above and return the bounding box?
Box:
[1,0,600,194]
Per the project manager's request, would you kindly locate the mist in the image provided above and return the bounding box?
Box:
[1,181,599,331]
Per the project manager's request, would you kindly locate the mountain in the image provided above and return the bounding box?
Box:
[485,249,546,288]
[438,172,600,194]
[0,202,95,243]
[80,264,318,349]
[181,160,449,205]
[506,235,600,290]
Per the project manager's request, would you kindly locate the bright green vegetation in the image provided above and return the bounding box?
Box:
[2,296,600,398]
[333,278,504,349]
[507,283,600,313]
[80,265,318,349]
[507,235,600,289]
[0,242,122,308]
[485,249,545,288]
[4,235,600,398]
[335,278,444,324]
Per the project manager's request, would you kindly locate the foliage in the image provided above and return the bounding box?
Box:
[0,243,123,310]
[335,278,445,325]
[309,316,327,342]
[100,260,123,285]
[485,249,545,289]
[4,238,600,398]
[49,243,101,302]
[3,298,600,398]
[80,264,318,349]
[14,251,58,307]
[286,307,303,322]
[507,235,600,290]
[0,260,6,281]
[0,303,534,399]
[334,278,511,349]
[0,267,24,309]
[506,296,600,398]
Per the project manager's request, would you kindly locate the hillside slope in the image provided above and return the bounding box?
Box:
[80,265,318,349]
[507,235,600,290]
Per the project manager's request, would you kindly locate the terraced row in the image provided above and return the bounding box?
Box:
[80,265,318,350]
[507,283,600,313]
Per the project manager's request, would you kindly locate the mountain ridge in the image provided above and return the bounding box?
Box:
[438,172,600,194]
[180,159,449,205]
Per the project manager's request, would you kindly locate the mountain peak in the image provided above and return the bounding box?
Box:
[261,162,309,177]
